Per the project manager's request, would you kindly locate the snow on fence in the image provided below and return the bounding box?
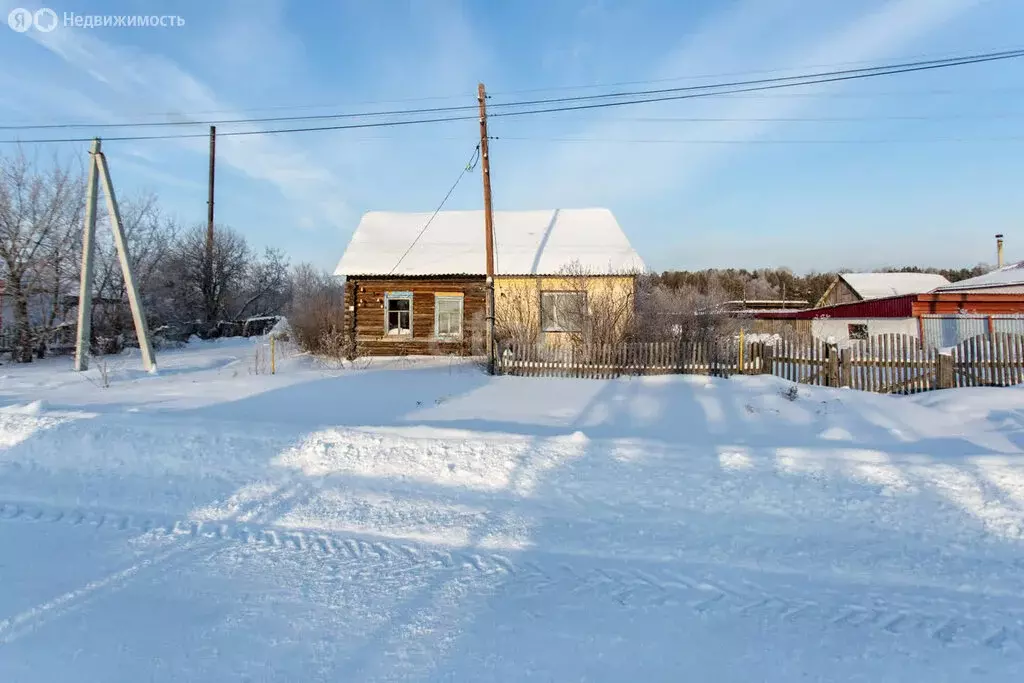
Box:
[497,333,1024,394]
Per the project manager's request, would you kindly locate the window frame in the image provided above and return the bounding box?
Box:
[384,291,413,337]
[847,323,868,341]
[434,293,464,339]
[540,290,587,333]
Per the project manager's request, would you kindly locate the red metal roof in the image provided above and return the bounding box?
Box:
[755,294,915,320]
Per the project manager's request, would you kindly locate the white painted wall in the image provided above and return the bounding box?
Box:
[811,317,918,346]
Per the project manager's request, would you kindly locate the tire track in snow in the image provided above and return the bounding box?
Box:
[0,539,201,645]
[0,500,516,576]
[2,499,1023,653]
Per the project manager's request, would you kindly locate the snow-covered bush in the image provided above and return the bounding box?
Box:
[288,265,349,359]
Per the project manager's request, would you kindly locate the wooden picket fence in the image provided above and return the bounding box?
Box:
[950,333,1024,388]
[497,333,1024,394]
[499,340,765,379]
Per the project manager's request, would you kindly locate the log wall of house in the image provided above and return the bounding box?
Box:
[344,276,487,356]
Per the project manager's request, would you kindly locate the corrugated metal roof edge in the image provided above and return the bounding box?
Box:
[936,281,1024,292]
[755,294,916,320]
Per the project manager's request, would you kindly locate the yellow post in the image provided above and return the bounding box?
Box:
[738,328,745,374]
[270,337,276,375]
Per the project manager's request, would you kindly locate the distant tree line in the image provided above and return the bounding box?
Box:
[0,149,340,363]
[650,264,991,307]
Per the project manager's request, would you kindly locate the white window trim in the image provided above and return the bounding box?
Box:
[434,294,464,339]
[541,290,586,333]
[384,291,413,337]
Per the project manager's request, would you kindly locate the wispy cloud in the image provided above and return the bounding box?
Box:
[506,0,982,207]
[22,17,349,231]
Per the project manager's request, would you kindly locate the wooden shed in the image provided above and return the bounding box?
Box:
[815,273,950,307]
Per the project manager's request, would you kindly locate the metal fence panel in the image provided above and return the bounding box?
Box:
[921,314,1024,348]
[921,315,989,348]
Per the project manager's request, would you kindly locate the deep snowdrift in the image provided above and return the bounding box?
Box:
[1,339,1023,681]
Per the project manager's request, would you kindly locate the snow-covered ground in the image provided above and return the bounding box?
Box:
[2,338,1024,681]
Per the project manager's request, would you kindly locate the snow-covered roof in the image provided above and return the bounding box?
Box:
[934,262,1024,291]
[840,272,950,299]
[334,208,645,277]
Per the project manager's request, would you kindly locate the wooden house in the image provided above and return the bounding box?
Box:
[334,208,645,357]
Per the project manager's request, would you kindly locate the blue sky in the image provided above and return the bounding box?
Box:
[1,0,1023,274]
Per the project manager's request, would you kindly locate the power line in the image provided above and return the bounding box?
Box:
[3,47,1022,133]
[11,44,1009,123]
[3,48,1023,144]
[487,50,1024,121]
[486,44,1024,97]
[678,86,1024,99]
[494,135,1024,144]
[0,103,481,131]
[388,145,481,275]
[513,112,1024,123]
[486,48,1024,110]
[0,113,481,144]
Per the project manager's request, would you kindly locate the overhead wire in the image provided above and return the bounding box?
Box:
[485,44,1024,97]
[519,112,1024,123]
[487,48,1024,110]
[17,44,1009,121]
[0,113,481,144]
[5,45,1021,126]
[492,135,1024,145]
[1,47,1022,133]
[485,50,1024,121]
[388,145,481,275]
[2,47,1023,144]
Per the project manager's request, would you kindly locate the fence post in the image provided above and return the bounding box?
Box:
[839,347,851,387]
[762,345,774,375]
[738,329,745,375]
[826,343,840,387]
[937,351,954,389]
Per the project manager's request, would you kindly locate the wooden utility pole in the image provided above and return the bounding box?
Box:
[73,138,157,373]
[478,83,497,374]
[205,125,216,323]
[73,139,101,372]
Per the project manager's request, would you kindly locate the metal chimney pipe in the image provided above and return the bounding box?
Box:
[996,233,1005,268]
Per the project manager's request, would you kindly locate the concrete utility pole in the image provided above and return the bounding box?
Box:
[478,82,497,375]
[74,138,157,373]
[73,139,101,372]
[205,125,216,323]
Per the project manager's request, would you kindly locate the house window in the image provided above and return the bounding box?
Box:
[848,323,868,340]
[435,294,463,338]
[541,291,586,332]
[385,292,412,336]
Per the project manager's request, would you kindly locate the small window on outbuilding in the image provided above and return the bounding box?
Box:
[434,294,463,338]
[541,291,586,333]
[385,292,412,336]
[848,323,868,341]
